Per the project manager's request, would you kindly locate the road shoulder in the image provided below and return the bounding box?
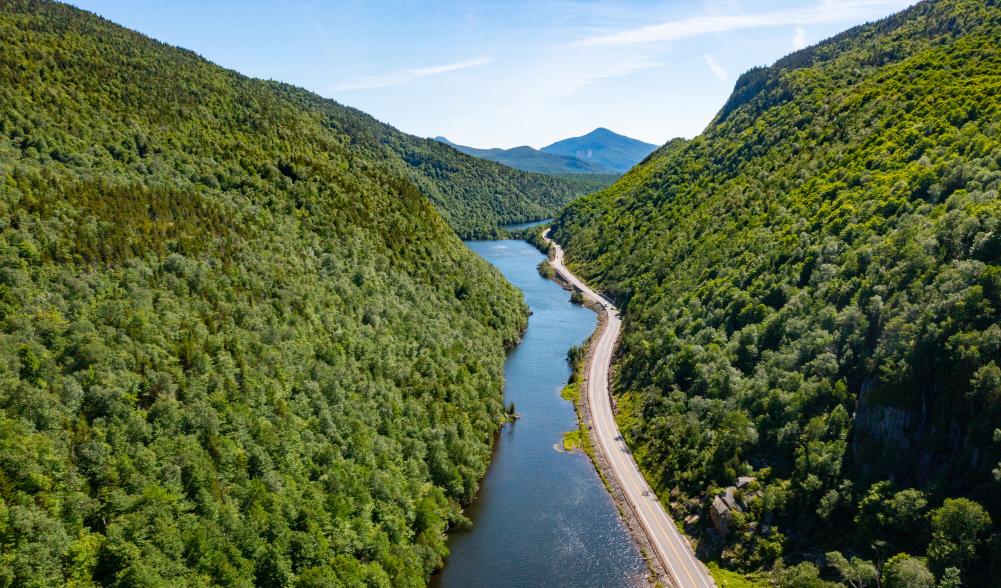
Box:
[543,243,675,588]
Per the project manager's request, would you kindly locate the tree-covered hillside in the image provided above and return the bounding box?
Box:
[382,134,591,239]
[0,1,529,586]
[554,0,1000,584]
[286,95,595,238]
[259,85,591,239]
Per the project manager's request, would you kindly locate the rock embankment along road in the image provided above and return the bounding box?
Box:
[544,230,715,588]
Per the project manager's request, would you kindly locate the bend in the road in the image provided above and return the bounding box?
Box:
[544,230,715,588]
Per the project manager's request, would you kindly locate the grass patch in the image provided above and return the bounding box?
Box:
[708,562,769,588]
[562,429,585,451]
[561,382,580,403]
[559,382,596,460]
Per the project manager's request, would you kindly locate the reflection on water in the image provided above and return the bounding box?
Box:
[432,240,646,588]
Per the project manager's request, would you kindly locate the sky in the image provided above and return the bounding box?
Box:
[71,0,916,149]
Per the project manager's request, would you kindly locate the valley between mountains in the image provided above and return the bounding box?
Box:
[1,1,999,587]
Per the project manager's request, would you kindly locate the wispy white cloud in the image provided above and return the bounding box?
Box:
[792,26,808,50]
[563,57,664,95]
[332,57,493,92]
[577,1,914,47]
[702,54,727,82]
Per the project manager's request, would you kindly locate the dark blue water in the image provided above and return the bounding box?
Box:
[433,240,646,588]
[501,218,553,231]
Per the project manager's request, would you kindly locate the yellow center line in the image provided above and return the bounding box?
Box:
[589,319,695,587]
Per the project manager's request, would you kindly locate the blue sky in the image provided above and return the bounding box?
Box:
[71,0,916,148]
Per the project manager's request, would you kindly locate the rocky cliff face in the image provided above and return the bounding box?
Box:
[852,376,993,499]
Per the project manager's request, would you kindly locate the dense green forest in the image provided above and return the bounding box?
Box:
[553,0,1001,585]
[545,173,620,201]
[0,1,532,585]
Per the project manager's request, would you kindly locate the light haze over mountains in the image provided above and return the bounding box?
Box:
[436,128,657,175]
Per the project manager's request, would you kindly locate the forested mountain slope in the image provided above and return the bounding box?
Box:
[300,100,592,238]
[382,135,589,238]
[431,137,618,207]
[554,0,1001,583]
[266,87,589,239]
[0,1,529,585]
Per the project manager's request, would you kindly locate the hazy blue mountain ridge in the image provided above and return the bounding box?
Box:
[436,127,658,176]
[541,127,658,173]
[435,137,615,174]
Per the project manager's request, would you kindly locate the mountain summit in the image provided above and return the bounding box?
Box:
[540,128,657,173]
[435,128,656,176]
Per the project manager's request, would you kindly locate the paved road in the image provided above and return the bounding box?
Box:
[545,231,715,588]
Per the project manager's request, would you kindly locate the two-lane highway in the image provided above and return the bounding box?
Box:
[545,231,715,588]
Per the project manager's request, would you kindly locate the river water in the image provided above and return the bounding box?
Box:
[432,239,646,588]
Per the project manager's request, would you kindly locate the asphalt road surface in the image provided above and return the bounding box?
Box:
[545,231,715,588]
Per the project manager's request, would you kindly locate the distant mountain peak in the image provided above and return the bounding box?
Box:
[541,128,656,173]
[434,129,657,176]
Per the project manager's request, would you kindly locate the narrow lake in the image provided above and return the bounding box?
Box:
[500,218,553,231]
[433,239,646,587]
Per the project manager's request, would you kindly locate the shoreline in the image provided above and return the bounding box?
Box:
[434,236,650,587]
[541,240,675,588]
